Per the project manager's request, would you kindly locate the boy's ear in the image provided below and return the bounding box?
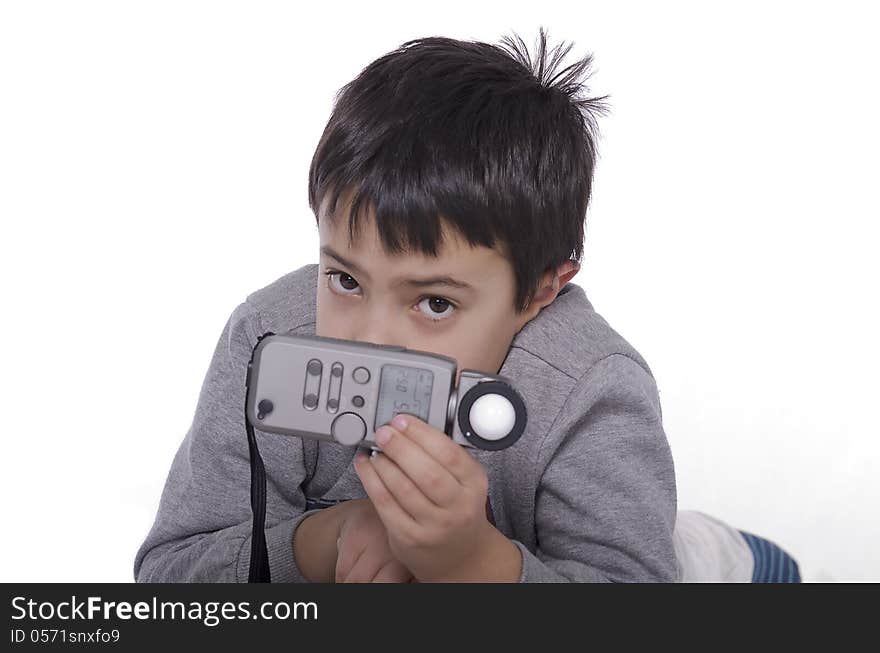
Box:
[519,260,581,323]
[554,259,580,289]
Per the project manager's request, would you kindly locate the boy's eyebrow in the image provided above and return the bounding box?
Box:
[320,245,476,292]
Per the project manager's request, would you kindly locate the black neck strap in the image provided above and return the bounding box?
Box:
[244,332,275,583]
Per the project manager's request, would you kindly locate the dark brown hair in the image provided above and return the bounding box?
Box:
[308,27,610,312]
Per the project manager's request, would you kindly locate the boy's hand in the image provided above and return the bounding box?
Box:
[334,498,415,583]
[353,414,494,582]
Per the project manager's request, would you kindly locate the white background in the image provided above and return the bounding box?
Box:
[1,1,877,582]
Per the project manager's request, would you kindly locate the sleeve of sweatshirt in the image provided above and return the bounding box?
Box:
[133,300,324,582]
[513,353,679,583]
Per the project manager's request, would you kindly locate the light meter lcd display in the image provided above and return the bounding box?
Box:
[375,364,434,430]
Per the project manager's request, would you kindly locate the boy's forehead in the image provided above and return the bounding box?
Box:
[317,206,511,286]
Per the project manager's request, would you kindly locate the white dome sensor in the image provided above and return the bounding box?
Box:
[468,394,516,441]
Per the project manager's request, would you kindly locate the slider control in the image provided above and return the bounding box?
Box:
[327,362,344,413]
[303,358,322,410]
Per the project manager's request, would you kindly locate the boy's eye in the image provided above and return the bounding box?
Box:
[416,296,455,321]
[324,270,457,323]
[331,271,360,292]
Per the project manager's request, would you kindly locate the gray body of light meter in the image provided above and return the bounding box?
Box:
[245,333,527,451]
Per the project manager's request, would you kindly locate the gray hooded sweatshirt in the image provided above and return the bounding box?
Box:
[134,263,679,582]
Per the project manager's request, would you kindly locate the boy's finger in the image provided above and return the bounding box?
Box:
[389,414,475,484]
[354,453,420,539]
[373,425,460,506]
[370,449,449,514]
[335,541,365,583]
[343,550,382,583]
[371,560,412,583]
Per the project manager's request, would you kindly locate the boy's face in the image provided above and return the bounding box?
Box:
[316,197,579,384]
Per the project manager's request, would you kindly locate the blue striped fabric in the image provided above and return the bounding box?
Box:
[738,531,801,583]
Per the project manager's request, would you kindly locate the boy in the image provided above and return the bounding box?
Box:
[134,30,771,583]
